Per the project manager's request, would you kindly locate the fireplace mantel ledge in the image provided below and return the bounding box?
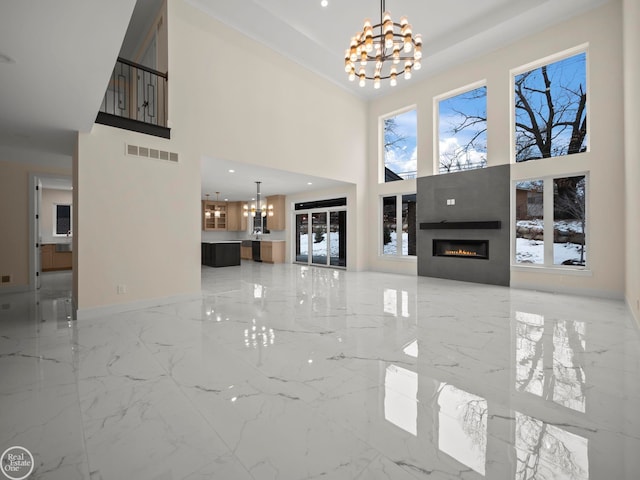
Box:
[419,221,501,230]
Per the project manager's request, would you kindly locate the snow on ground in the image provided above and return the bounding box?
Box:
[383,232,408,255]
[516,238,586,265]
[299,233,340,256]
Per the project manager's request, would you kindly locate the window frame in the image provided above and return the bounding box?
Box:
[379,105,418,184]
[509,44,590,164]
[434,79,488,175]
[379,193,417,260]
[53,203,72,237]
[511,172,590,273]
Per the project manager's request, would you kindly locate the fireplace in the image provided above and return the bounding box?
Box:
[433,239,489,259]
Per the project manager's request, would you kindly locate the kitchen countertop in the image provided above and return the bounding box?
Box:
[202,241,242,244]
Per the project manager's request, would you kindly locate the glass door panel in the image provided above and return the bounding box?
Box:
[295,214,309,263]
[311,212,328,265]
[329,211,347,267]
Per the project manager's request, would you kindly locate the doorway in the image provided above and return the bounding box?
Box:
[30,174,73,291]
[295,209,346,268]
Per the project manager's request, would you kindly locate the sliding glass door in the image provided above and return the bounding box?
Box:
[295,209,346,268]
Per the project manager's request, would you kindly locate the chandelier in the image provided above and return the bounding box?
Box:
[345,0,422,89]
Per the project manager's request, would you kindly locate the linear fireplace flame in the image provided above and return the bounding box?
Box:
[444,249,479,257]
[433,239,489,259]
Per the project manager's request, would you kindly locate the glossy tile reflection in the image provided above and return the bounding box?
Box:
[1,265,639,479]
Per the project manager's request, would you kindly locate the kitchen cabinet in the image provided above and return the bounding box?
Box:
[240,240,252,260]
[266,195,285,231]
[261,241,285,264]
[202,201,227,231]
[41,244,54,271]
[41,244,72,271]
[227,201,247,232]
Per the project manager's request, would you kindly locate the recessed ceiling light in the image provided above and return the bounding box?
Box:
[0,52,15,64]
[224,198,228,201]
[321,0,328,7]
[228,169,235,173]
[307,182,313,185]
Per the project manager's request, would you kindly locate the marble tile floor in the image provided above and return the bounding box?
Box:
[1,265,639,479]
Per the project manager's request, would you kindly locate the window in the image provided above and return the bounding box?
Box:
[514,51,587,162]
[437,85,487,174]
[54,204,72,236]
[514,175,586,267]
[382,109,417,182]
[382,194,416,257]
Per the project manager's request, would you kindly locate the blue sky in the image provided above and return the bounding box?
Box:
[515,52,587,160]
[384,109,417,176]
[438,86,487,172]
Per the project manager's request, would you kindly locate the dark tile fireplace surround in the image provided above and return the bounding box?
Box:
[417,165,510,286]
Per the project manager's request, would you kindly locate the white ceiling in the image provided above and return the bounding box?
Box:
[196,0,610,199]
[0,0,136,155]
[0,0,611,201]
[201,156,351,202]
[187,0,611,99]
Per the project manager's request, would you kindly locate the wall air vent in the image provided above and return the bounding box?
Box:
[1,274,12,284]
[125,143,178,163]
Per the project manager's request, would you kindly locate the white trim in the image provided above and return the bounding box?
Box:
[75,292,203,320]
[379,105,418,184]
[433,79,488,176]
[378,255,417,263]
[510,280,623,301]
[511,265,592,276]
[379,192,417,258]
[512,172,589,270]
[509,44,590,164]
[52,203,73,237]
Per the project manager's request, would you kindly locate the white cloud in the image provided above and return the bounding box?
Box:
[439,137,486,170]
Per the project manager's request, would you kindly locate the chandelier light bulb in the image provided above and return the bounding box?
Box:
[414,60,421,70]
[390,73,397,87]
[349,70,356,81]
[359,74,366,87]
[374,76,381,89]
[404,62,412,79]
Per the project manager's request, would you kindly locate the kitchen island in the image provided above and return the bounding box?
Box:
[201,241,241,267]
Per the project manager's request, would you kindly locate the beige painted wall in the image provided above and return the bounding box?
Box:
[623,0,640,323]
[367,2,626,297]
[74,0,368,312]
[0,158,71,289]
[40,188,73,244]
[76,124,200,311]
[169,0,368,269]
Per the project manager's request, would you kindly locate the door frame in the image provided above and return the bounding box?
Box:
[293,206,347,268]
[28,173,73,291]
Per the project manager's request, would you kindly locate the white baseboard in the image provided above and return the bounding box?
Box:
[509,280,624,300]
[75,291,203,320]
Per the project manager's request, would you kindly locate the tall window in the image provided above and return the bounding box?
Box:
[382,194,416,257]
[515,175,586,267]
[383,109,417,182]
[514,52,587,162]
[437,85,487,174]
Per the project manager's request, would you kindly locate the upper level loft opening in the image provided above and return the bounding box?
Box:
[96,0,170,139]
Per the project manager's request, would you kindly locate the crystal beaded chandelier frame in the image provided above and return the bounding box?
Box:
[345,0,422,88]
